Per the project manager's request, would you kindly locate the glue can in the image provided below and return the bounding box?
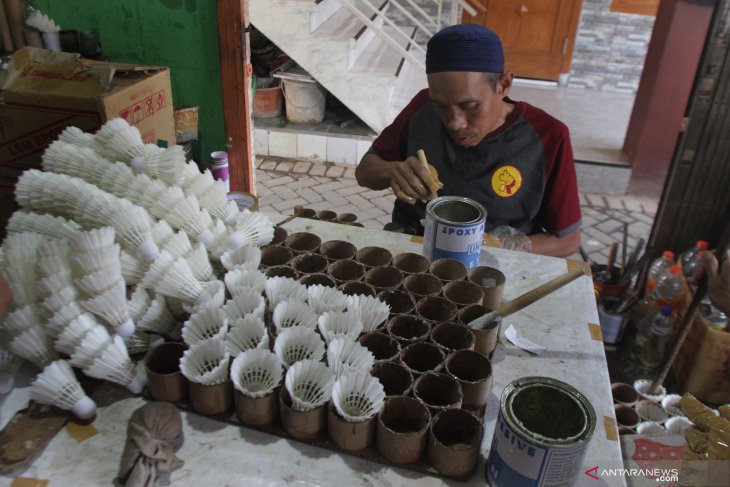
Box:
[210,151,230,192]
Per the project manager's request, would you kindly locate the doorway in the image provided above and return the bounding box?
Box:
[463,0,583,81]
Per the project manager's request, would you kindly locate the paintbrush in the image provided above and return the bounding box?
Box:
[621,222,629,273]
[579,246,593,266]
[416,149,443,202]
[467,267,585,331]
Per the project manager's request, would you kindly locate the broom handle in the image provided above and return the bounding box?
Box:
[3,0,23,50]
[649,221,730,395]
[0,1,13,52]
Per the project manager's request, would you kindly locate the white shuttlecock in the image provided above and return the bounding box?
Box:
[272,300,318,334]
[140,251,176,290]
[26,10,60,32]
[154,256,204,303]
[127,286,151,322]
[151,220,175,247]
[109,203,159,262]
[0,347,23,395]
[133,144,186,185]
[2,265,38,307]
[179,162,204,189]
[83,335,145,394]
[223,290,266,321]
[136,294,176,336]
[307,285,348,314]
[224,267,267,296]
[206,220,232,261]
[46,301,85,338]
[72,244,121,275]
[58,126,95,148]
[69,324,112,369]
[326,337,375,378]
[54,313,98,355]
[162,195,215,247]
[3,304,42,338]
[182,281,225,317]
[228,210,274,249]
[122,331,151,355]
[221,245,261,272]
[285,359,335,412]
[7,211,81,240]
[332,370,385,422]
[9,326,59,369]
[37,254,71,278]
[162,231,194,259]
[182,307,229,346]
[94,118,145,162]
[265,277,307,310]
[120,250,147,286]
[273,327,325,369]
[225,315,269,356]
[230,349,282,398]
[31,360,97,420]
[36,272,73,299]
[180,339,230,386]
[317,311,363,344]
[199,182,239,223]
[74,264,123,295]
[184,168,215,196]
[80,280,135,337]
[346,294,390,332]
[70,227,116,254]
[40,286,78,319]
[186,243,214,281]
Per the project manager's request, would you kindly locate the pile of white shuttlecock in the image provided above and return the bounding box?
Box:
[0,117,280,419]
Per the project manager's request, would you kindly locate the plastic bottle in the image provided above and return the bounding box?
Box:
[646,251,675,304]
[655,265,685,309]
[679,240,708,278]
[639,305,674,368]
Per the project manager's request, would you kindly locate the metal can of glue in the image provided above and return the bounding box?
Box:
[423,196,486,270]
[486,376,596,487]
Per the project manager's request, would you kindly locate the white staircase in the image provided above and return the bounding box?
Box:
[250,0,466,133]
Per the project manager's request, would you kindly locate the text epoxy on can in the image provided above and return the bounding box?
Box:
[423,196,486,270]
[486,377,596,487]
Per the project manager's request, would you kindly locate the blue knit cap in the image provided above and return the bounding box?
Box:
[426,24,504,74]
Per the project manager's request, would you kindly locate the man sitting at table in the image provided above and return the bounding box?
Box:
[355,24,582,258]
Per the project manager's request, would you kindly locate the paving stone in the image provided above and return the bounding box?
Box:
[258,159,277,171]
[266,175,296,187]
[320,190,349,207]
[344,167,357,179]
[308,164,327,176]
[298,187,325,204]
[595,219,624,235]
[292,161,313,174]
[326,166,346,178]
[312,181,347,193]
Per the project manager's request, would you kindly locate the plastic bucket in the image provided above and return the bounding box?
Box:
[281,78,325,123]
[253,77,283,119]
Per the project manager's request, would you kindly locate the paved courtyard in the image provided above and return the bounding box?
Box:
[255,156,659,265]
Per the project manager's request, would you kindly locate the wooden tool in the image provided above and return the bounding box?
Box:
[416,149,441,201]
[467,267,586,331]
[606,242,618,273]
[277,205,304,226]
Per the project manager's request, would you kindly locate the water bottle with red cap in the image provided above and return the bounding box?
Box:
[645,250,675,305]
[679,240,708,278]
[655,265,685,309]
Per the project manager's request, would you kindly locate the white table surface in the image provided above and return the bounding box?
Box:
[0,214,625,486]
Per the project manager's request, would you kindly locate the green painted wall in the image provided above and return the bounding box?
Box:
[34,0,223,162]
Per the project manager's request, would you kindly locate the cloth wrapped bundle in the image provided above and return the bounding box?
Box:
[116,402,184,487]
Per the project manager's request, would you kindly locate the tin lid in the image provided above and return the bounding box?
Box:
[427,196,487,225]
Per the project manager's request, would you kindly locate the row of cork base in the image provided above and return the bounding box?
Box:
[145,342,488,479]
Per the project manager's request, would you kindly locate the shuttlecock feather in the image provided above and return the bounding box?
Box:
[7,211,81,240]
[331,369,385,422]
[0,346,23,394]
[180,339,230,386]
[154,256,204,303]
[83,335,145,393]
[326,337,375,378]
[3,304,42,338]
[225,315,268,356]
[9,326,59,369]
[228,210,274,249]
[80,280,135,337]
[273,327,326,368]
[284,359,335,411]
[224,267,267,296]
[230,349,282,398]
[182,307,229,346]
[31,360,97,420]
[54,313,98,355]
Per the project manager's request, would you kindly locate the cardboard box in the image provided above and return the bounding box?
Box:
[0,47,176,234]
[672,312,730,405]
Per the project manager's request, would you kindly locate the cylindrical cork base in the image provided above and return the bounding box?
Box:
[401,342,445,377]
[429,258,467,283]
[265,265,298,279]
[445,350,492,410]
[279,387,327,440]
[145,342,188,403]
[611,382,639,407]
[468,266,505,310]
[458,304,500,358]
[371,361,414,397]
[614,404,640,429]
[271,226,288,245]
[292,253,328,275]
[328,260,365,283]
[359,332,401,362]
[377,290,414,315]
[327,403,377,451]
[443,280,484,307]
[316,210,337,222]
[299,273,337,288]
[285,232,322,253]
[388,315,431,346]
[430,322,475,353]
[403,273,443,299]
[340,281,376,297]
[427,408,481,478]
[260,245,294,267]
[355,246,392,268]
[413,372,462,417]
[365,266,403,292]
[376,396,431,464]
[188,380,233,416]
[320,240,357,261]
[416,296,458,323]
[234,389,279,426]
[392,252,430,274]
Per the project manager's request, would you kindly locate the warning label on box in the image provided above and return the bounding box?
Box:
[118,89,167,125]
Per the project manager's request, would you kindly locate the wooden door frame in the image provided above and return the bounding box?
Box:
[217,0,255,193]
